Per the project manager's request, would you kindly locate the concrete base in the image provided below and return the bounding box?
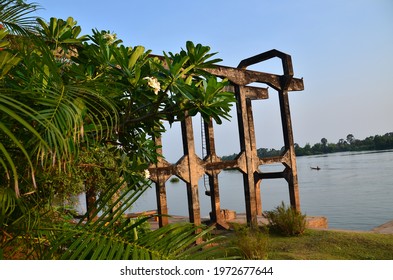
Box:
[306,216,328,229]
[372,220,393,234]
[225,213,328,229]
[141,211,393,234]
[138,211,329,230]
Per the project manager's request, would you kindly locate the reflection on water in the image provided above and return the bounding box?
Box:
[127,150,393,231]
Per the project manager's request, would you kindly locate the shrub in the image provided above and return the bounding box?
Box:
[263,202,306,236]
[230,224,269,260]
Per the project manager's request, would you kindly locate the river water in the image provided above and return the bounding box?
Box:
[130,149,393,231]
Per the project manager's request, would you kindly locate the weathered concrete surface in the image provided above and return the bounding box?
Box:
[305,216,329,229]
[222,213,328,229]
[372,220,393,234]
[149,50,304,229]
[142,212,391,234]
[146,213,328,230]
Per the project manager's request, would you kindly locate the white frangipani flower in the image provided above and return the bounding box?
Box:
[103,32,117,44]
[144,169,150,179]
[143,77,161,95]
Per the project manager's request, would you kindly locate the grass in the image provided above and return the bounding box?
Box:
[230,227,393,260]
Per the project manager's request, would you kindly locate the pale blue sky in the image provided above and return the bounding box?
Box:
[33,0,393,159]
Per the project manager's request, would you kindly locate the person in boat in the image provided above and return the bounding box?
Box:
[311,166,321,170]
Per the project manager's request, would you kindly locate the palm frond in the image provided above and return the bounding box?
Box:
[47,221,236,260]
[0,0,40,35]
[0,187,42,258]
[41,178,239,260]
[1,35,119,173]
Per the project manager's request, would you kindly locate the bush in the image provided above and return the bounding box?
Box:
[263,202,306,236]
[230,224,269,260]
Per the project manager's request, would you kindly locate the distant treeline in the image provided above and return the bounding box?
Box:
[221,132,393,160]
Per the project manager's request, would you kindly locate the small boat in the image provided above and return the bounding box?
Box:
[310,166,321,170]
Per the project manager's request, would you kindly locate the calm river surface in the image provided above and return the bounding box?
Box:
[129,149,393,231]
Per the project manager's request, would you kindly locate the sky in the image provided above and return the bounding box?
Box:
[32,0,393,161]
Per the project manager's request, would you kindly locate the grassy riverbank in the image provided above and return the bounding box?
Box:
[230,227,393,260]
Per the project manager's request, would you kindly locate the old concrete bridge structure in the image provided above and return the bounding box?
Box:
[148,49,304,229]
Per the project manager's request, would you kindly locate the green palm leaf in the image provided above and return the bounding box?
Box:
[50,222,235,260]
[0,0,39,35]
[42,179,239,260]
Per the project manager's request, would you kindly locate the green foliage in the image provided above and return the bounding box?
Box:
[230,224,269,260]
[36,144,126,203]
[294,133,393,156]
[39,180,239,260]
[0,0,38,35]
[263,202,306,236]
[0,186,42,258]
[0,2,236,194]
[169,177,180,183]
[1,14,119,195]
[36,16,87,50]
[50,222,234,260]
[223,132,393,160]
[0,0,239,260]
